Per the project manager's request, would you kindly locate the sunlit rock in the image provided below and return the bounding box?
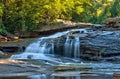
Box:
[104,17,120,28]
[0,35,7,42]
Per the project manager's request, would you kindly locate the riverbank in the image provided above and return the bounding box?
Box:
[1,17,120,42]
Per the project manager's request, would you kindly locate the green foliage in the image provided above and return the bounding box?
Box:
[0,3,3,16]
[110,0,120,17]
[0,24,8,35]
[0,0,119,34]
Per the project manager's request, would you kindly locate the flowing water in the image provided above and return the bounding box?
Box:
[3,28,120,79]
[0,73,114,79]
[10,29,83,62]
[64,36,80,58]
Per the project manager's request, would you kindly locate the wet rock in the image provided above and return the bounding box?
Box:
[0,38,35,53]
[53,30,120,60]
[0,60,53,77]
[0,46,20,52]
[113,73,120,78]
[85,31,120,56]
[27,55,33,59]
[76,30,120,61]
[104,56,120,63]
[0,50,4,57]
[54,64,92,71]
[52,71,81,76]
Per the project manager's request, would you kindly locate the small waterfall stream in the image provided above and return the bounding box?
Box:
[64,36,72,57]
[74,36,80,58]
[10,29,86,63]
[64,36,80,58]
[5,29,120,79]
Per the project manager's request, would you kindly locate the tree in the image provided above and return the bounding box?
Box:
[0,0,118,35]
[110,0,120,17]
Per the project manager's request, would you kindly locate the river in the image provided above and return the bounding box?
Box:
[0,28,120,79]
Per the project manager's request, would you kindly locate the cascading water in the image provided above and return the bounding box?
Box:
[64,36,72,57]
[8,28,120,79]
[74,36,80,58]
[64,36,80,58]
[10,29,89,63]
[10,31,71,63]
[24,40,47,53]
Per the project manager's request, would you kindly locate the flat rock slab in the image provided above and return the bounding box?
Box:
[0,60,53,77]
[0,38,36,53]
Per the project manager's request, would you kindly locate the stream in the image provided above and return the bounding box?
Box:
[1,28,120,79]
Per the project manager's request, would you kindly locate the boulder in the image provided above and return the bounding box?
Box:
[0,34,19,42]
[12,36,19,40]
[104,17,120,28]
[7,34,19,41]
[0,35,7,42]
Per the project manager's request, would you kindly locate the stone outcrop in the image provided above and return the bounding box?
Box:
[20,22,94,38]
[52,29,120,61]
[0,38,35,53]
[0,35,7,42]
[0,35,19,42]
[80,31,120,60]
[104,17,120,28]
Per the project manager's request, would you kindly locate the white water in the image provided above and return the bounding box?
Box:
[10,28,91,63]
[74,37,80,58]
[64,36,80,58]
[64,36,72,57]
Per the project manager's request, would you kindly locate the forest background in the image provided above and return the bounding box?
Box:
[0,0,119,35]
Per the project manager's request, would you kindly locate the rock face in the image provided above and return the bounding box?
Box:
[80,31,120,60]
[52,29,120,61]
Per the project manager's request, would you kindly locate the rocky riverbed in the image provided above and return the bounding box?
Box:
[0,19,120,79]
[0,60,53,77]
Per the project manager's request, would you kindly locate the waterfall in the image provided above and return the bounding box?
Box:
[25,41,42,53]
[11,29,82,61]
[51,40,54,54]
[64,36,72,57]
[25,40,48,54]
[64,36,80,58]
[74,37,80,58]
